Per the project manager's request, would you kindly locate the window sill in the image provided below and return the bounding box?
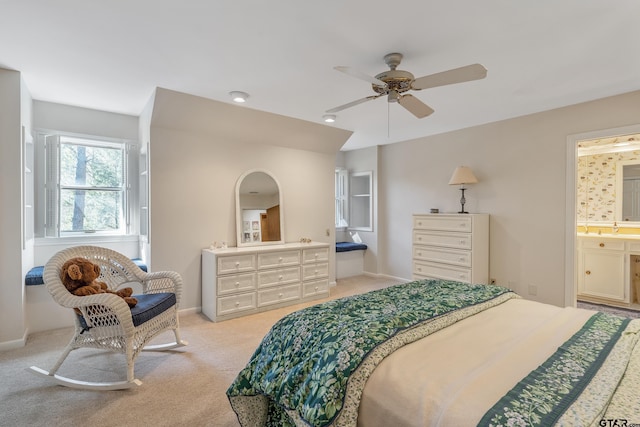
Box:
[35,234,140,247]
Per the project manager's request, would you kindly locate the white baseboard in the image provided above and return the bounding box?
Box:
[0,328,28,351]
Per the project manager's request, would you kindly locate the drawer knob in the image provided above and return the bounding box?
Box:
[417,267,422,271]
[458,257,465,262]
[235,302,240,307]
[279,257,283,261]
[585,270,591,275]
[459,273,465,278]
[235,282,240,287]
[459,223,465,227]
[460,240,465,244]
[235,262,240,267]
[279,275,283,280]
[314,286,319,291]
[279,293,283,298]
[599,243,605,248]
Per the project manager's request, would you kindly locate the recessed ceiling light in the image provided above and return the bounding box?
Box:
[323,114,336,123]
[229,91,249,103]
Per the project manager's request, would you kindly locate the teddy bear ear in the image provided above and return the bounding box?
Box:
[93,263,101,276]
[67,264,82,280]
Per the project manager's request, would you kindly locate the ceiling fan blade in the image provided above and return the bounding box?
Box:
[326,94,383,113]
[398,94,434,118]
[412,63,487,90]
[334,66,387,87]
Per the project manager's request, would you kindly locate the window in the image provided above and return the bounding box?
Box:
[335,168,348,228]
[41,134,131,237]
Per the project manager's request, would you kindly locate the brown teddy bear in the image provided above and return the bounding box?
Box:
[60,257,138,308]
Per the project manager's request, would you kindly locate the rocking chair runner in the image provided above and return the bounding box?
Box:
[29,246,188,390]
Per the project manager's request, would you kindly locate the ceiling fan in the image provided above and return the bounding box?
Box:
[326,52,487,118]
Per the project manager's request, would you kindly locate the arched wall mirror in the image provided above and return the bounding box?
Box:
[235,170,284,247]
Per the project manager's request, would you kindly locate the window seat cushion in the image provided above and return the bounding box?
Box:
[25,258,147,286]
[336,242,368,252]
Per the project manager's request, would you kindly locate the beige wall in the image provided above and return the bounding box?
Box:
[378,90,640,306]
[147,90,350,311]
[0,69,26,348]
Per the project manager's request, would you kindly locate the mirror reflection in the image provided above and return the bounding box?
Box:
[236,170,283,246]
[577,133,640,225]
[622,163,640,222]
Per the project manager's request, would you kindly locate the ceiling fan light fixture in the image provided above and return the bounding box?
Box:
[323,114,336,123]
[229,91,249,103]
[388,90,400,103]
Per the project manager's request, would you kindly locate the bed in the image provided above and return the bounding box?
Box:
[226,280,640,426]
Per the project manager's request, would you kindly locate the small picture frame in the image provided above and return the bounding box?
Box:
[243,221,250,232]
[252,221,259,230]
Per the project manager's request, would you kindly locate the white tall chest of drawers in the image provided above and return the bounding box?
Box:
[412,213,489,284]
[202,242,330,322]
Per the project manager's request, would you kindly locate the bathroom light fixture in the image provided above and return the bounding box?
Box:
[448,166,478,214]
[229,91,249,103]
[323,114,336,123]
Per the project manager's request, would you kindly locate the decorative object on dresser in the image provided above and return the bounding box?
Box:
[448,166,478,214]
[412,213,489,284]
[201,242,330,322]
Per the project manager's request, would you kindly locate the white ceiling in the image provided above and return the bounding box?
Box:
[2,1,639,151]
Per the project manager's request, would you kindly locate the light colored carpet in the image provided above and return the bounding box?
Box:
[0,275,402,427]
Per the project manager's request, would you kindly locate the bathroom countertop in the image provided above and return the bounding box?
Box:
[577,232,640,240]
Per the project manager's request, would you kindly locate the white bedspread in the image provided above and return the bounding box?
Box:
[357,299,596,427]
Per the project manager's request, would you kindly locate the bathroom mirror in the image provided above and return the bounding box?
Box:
[616,161,640,222]
[235,170,283,247]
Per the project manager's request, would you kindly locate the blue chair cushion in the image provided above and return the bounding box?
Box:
[336,242,368,252]
[130,292,176,326]
[77,292,176,330]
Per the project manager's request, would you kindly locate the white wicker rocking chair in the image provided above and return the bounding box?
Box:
[29,245,188,390]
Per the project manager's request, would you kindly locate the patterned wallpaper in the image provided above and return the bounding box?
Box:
[577,151,640,222]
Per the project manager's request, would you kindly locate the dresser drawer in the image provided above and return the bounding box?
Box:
[217,272,256,296]
[413,215,471,232]
[413,246,471,268]
[413,260,472,283]
[257,266,300,288]
[258,250,300,269]
[302,262,329,280]
[217,292,256,315]
[258,283,301,307]
[302,279,329,297]
[414,231,472,250]
[581,239,625,251]
[302,247,330,263]
[217,254,256,274]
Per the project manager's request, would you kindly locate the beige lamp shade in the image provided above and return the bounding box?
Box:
[448,166,478,185]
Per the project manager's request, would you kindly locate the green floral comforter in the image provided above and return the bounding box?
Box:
[227,280,517,427]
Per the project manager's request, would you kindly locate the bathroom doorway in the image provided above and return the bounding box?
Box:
[568,124,640,313]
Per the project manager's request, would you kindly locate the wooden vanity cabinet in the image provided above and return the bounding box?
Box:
[577,237,628,304]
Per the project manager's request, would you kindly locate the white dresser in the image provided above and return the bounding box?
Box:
[412,213,489,284]
[201,242,330,321]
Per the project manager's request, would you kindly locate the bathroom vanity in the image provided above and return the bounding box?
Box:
[576,233,640,306]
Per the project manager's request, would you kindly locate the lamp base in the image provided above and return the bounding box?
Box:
[458,187,469,214]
